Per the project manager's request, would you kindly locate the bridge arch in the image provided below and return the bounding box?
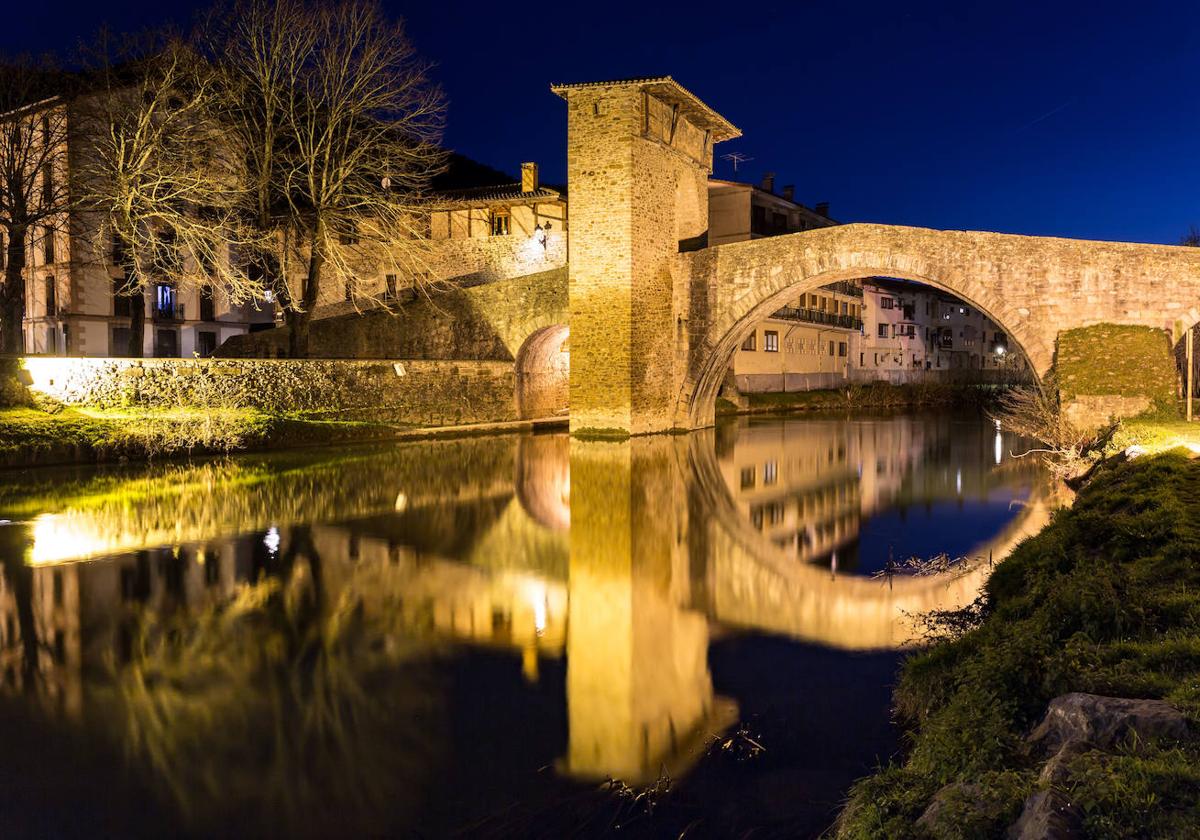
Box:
[673,223,1200,429]
[681,265,1046,429]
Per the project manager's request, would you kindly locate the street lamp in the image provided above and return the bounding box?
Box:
[533,221,553,250]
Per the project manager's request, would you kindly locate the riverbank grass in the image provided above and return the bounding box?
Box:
[836,452,1200,839]
[717,382,1006,416]
[0,405,413,466]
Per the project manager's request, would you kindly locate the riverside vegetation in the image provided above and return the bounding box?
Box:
[834,450,1200,839]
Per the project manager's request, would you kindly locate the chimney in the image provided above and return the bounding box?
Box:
[814,201,830,218]
[521,162,539,193]
[760,172,776,193]
[781,185,795,202]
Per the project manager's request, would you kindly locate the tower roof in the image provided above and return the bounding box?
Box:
[550,76,741,142]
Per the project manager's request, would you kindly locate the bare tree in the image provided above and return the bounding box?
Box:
[202,0,445,357]
[0,57,72,354]
[74,36,262,356]
[1182,226,1200,247]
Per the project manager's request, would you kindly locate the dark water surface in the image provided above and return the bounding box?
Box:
[0,411,1050,837]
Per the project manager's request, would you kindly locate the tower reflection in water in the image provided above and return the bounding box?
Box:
[0,414,1055,833]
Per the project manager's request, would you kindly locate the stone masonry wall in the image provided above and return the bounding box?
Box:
[216,267,568,362]
[22,357,518,426]
[676,224,1200,428]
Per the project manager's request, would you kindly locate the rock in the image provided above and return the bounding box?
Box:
[1028,693,1188,755]
[915,782,979,834]
[1038,741,1090,786]
[1008,789,1080,840]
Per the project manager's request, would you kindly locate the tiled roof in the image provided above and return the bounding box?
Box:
[550,76,740,142]
[433,184,563,204]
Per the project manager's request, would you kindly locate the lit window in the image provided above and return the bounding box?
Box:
[764,461,777,485]
[490,210,511,236]
[764,330,779,352]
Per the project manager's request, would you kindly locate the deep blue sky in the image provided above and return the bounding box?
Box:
[4,1,1199,243]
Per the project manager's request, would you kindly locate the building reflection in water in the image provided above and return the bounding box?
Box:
[0,414,1059,832]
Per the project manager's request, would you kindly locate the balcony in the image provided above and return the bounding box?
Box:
[771,306,862,331]
[152,303,185,322]
[819,280,864,298]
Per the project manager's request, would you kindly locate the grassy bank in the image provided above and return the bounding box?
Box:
[0,405,561,468]
[836,452,1200,839]
[717,382,1008,417]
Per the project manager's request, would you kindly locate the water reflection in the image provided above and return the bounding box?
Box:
[0,413,1058,834]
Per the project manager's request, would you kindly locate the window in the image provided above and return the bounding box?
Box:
[828,341,835,356]
[200,286,216,321]
[41,164,53,206]
[155,328,179,358]
[763,461,777,485]
[490,210,511,236]
[44,277,55,315]
[881,297,893,309]
[838,341,848,357]
[338,223,359,246]
[112,235,126,269]
[740,466,755,489]
[877,323,889,338]
[197,330,218,357]
[113,279,132,317]
[42,226,54,264]
[154,284,178,319]
[344,279,354,301]
[742,332,756,351]
[384,274,398,299]
[764,330,779,352]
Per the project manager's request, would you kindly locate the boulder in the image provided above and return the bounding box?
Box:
[1007,789,1079,840]
[1028,693,1188,755]
[915,783,981,834]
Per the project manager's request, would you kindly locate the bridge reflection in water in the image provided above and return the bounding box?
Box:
[0,415,1057,831]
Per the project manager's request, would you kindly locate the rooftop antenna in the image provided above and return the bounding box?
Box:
[721,152,753,172]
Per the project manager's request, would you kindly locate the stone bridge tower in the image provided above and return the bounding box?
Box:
[552,78,740,435]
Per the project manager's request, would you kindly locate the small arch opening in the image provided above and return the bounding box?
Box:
[515,324,569,419]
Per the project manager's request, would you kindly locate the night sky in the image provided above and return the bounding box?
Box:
[4,0,1198,243]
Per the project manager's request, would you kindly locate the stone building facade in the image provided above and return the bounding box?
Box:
[1,94,277,358]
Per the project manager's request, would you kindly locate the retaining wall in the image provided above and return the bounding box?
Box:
[21,356,519,426]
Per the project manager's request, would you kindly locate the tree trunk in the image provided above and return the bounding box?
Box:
[287,227,324,358]
[0,525,39,692]
[1,226,28,355]
[127,287,146,357]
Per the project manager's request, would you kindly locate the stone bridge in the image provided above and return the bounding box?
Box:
[554,77,1200,435]
[676,223,1200,428]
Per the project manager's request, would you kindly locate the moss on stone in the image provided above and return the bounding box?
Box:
[1056,324,1177,407]
[570,426,632,441]
[837,452,1200,838]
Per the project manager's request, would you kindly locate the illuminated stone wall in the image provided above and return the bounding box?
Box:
[555,79,734,436]
[21,356,518,425]
[217,266,567,362]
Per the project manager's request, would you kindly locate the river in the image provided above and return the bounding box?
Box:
[0,410,1052,837]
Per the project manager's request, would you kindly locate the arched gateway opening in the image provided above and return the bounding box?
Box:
[516,324,569,419]
[683,265,1042,429]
